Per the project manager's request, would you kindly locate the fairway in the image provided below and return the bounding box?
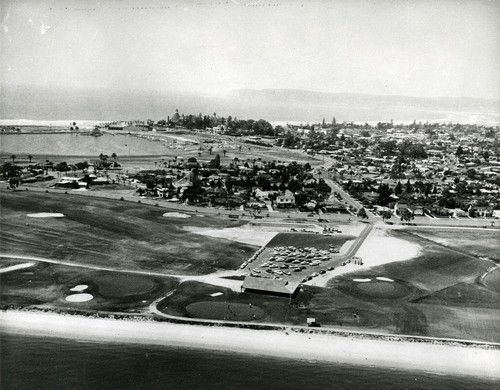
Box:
[92,274,157,298]
[0,190,256,275]
[0,262,179,312]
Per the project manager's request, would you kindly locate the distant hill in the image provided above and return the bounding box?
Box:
[1,86,499,125]
[229,89,500,124]
[232,88,498,109]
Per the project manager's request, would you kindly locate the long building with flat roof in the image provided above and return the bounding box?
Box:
[242,276,300,298]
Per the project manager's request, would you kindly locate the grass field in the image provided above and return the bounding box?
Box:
[0,189,256,275]
[1,187,499,342]
[157,280,396,330]
[186,302,266,321]
[157,229,500,342]
[409,228,500,261]
[0,262,179,313]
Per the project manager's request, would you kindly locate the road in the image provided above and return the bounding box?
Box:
[323,178,377,218]
[344,223,373,258]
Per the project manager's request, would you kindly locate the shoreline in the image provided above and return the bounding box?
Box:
[1,310,499,380]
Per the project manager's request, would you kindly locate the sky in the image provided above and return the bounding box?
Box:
[1,0,500,101]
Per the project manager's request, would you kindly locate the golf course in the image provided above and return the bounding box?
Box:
[2,186,498,343]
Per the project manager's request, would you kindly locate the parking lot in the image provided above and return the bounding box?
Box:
[242,236,359,285]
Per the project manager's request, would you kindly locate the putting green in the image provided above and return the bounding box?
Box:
[483,268,500,294]
[357,281,395,295]
[93,274,156,297]
[186,301,265,321]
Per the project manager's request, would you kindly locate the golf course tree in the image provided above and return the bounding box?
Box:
[400,209,414,224]
[9,177,20,189]
[357,207,368,219]
[381,210,392,222]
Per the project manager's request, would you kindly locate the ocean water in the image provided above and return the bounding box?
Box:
[0,334,497,390]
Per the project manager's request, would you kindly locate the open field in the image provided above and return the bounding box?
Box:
[0,262,179,313]
[1,186,499,343]
[408,227,500,261]
[155,228,500,342]
[0,189,256,274]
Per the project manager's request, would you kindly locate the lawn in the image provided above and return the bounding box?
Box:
[409,227,500,262]
[157,229,500,341]
[0,262,179,313]
[0,189,257,275]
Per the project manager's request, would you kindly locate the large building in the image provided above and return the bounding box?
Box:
[241,276,300,299]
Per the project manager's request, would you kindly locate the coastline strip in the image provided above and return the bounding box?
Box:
[1,310,499,380]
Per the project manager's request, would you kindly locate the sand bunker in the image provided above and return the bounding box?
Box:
[65,293,93,302]
[70,285,88,292]
[210,292,224,297]
[353,278,371,282]
[376,277,394,282]
[27,213,64,218]
[162,212,191,219]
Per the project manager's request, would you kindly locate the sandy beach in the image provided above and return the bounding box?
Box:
[1,311,499,380]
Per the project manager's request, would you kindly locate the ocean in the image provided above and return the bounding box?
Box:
[0,334,497,390]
